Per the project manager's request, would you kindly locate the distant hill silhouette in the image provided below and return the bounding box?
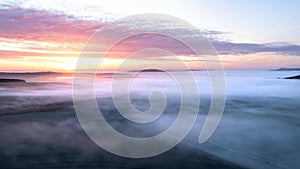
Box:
[0,78,26,83]
[128,69,166,72]
[0,71,57,75]
[284,75,300,79]
[141,69,165,72]
[129,69,204,72]
[271,68,300,71]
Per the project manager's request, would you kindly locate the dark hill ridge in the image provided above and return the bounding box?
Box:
[129,69,205,72]
[0,71,57,75]
[272,68,300,71]
[0,78,26,83]
[284,75,300,79]
[129,69,167,72]
[140,69,165,72]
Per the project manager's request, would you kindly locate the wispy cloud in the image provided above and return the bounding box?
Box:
[1,5,300,58]
[213,41,300,56]
[0,4,299,71]
[0,6,104,43]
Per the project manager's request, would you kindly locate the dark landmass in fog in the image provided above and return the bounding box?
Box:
[0,78,26,83]
[271,67,300,71]
[284,75,300,79]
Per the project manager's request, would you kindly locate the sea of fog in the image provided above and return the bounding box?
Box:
[0,70,299,169]
[1,70,299,98]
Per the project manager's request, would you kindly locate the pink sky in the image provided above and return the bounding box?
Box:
[1,3,300,72]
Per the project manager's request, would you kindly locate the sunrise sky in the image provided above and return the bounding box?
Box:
[1,0,300,72]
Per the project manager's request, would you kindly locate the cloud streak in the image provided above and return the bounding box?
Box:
[0,6,104,43]
[0,4,299,71]
[1,5,300,57]
[213,41,300,56]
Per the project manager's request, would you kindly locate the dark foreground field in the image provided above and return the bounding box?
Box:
[0,96,245,169]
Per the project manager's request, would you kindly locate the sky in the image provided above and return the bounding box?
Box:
[0,0,300,72]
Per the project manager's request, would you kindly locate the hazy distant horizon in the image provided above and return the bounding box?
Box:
[1,66,300,74]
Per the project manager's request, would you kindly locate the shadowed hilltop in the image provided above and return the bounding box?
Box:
[0,78,26,83]
[271,67,300,71]
[284,75,300,79]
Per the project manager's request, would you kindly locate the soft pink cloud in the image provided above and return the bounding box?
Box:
[0,7,104,43]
